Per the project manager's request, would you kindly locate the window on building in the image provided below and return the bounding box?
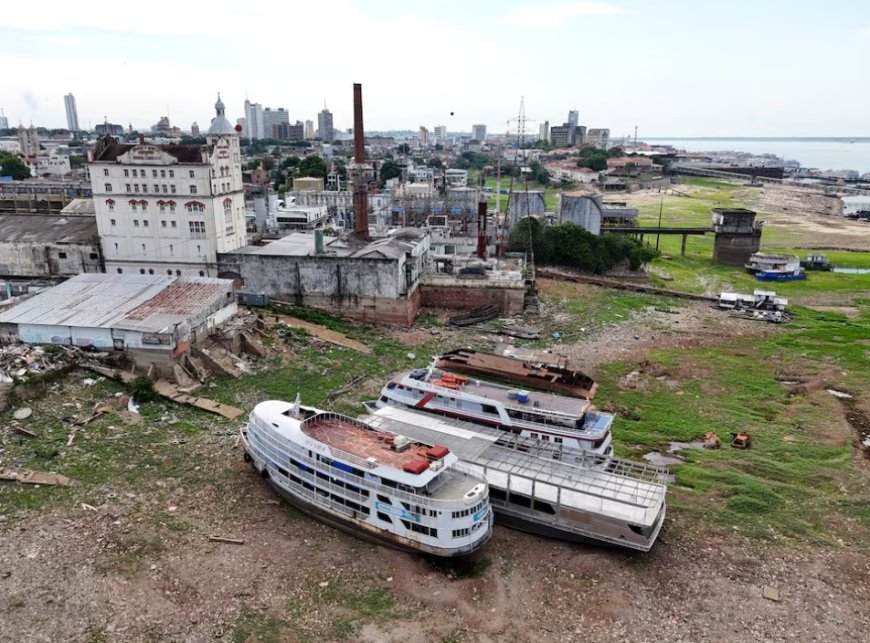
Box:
[103,168,109,176]
[140,268,145,274]
[125,183,131,192]
[169,169,174,178]
[142,184,148,193]
[169,244,174,256]
[190,185,197,194]
[199,270,205,277]
[134,184,139,193]
[160,169,166,178]
[124,169,129,177]
[170,185,176,193]
[143,220,149,227]
[223,200,232,221]
[133,220,139,226]
[107,201,115,211]
[162,184,167,193]
[58,252,67,259]
[104,183,112,192]
[189,170,195,178]
[211,169,216,178]
[169,203,176,212]
[189,221,206,238]
[141,202,147,211]
[171,220,177,227]
[90,253,98,260]
[131,203,137,212]
[175,269,181,276]
[117,267,123,273]
[114,243,118,252]
[196,244,201,253]
[167,269,173,275]
[153,184,158,192]
[152,169,157,178]
[141,243,146,254]
[161,220,167,227]
[110,219,116,226]
[148,268,154,274]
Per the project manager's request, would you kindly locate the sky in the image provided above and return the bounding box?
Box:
[1,0,868,137]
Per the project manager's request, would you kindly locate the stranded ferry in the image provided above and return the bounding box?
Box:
[240,398,492,557]
[376,365,613,457]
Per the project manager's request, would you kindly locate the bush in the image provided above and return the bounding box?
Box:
[128,375,157,402]
[508,221,659,273]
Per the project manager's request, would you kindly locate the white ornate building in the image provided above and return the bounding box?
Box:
[88,96,246,276]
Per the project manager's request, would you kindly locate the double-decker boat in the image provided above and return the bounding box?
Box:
[375,364,613,457]
[240,398,492,557]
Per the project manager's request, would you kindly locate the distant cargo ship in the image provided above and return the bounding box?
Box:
[241,398,492,557]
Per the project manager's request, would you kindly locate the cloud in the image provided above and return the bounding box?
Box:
[502,1,628,26]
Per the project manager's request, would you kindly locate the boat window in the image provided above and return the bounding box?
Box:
[377,512,392,524]
[554,437,563,444]
[482,404,498,415]
[377,494,392,504]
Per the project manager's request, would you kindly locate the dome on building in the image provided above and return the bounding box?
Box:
[208,93,235,135]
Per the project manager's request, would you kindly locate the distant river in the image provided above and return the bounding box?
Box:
[646,138,870,174]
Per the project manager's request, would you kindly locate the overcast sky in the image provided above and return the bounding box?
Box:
[1,0,867,137]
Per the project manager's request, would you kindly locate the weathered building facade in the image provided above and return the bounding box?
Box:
[0,214,102,278]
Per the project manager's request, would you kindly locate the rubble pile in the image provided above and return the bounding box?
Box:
[0,344,83,384]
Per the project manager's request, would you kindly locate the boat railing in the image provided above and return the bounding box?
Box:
[248,418,486,511]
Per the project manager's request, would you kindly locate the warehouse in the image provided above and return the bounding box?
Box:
[0,273,237,372]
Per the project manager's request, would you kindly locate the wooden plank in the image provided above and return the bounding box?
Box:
[208,535,245,545]
[266,312,372,354]
[0,467,76,487]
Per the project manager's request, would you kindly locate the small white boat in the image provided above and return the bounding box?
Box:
[241,398,492,557]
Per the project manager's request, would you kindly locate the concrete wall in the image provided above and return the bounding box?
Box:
[0,242,102,278]
[560,195,602,234]
[713,232,762,267]
[218,253,406,300]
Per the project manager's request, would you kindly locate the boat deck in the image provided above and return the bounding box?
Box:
[407,370,591,417]
[302,417,432,470]
[362,406,667,526]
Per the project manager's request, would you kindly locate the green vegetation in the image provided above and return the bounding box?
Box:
[508,218,659,272]
[0,153,31,180]
[575,145,624,171]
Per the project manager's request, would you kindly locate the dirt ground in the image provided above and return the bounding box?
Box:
[3,299,869,643]
[2,437,869,643]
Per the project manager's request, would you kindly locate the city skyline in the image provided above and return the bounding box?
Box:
[2,1,868,136]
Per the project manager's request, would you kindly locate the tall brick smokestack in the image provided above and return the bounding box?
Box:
[353,83,369,239]
[476,195,487,259]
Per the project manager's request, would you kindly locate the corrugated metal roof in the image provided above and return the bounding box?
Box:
[0,273,234,333]
[0,215,97,244]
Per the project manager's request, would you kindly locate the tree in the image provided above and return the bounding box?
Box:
[378,159,401,187]
[297,155,327,179]
[69,155,84,169]
[260,156,275,172]
[529,160,550,185]
[333,159,348,180]
[396,143,411,155]
[281,155,301,170]
[427,157,444,169]
[0,154,31,180]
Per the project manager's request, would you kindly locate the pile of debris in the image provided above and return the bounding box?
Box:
[718,289,788,323]
[0,344,83,385]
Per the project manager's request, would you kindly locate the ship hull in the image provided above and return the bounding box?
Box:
[244,455,491,558]
[491,505,662,552]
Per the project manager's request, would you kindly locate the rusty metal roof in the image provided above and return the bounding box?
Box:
[0,273,234,333]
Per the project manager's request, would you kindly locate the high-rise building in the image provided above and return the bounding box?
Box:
[244,99,264,139]
[0,109,8,130]
[288,121,304,142]
[434,125,446,143]
[304,120,315,139]
[262,107,289,139]
[471,124,486,141]
[88,95,246,276]
[567,110,579,129]
[538,120,549,143]
[317,106,334,141]
[64,93,80,134]
[191,122,200,137]
[419,126,429,147]
[585,128,610,150]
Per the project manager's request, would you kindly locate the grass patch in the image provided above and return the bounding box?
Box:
[313,578,403,638]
